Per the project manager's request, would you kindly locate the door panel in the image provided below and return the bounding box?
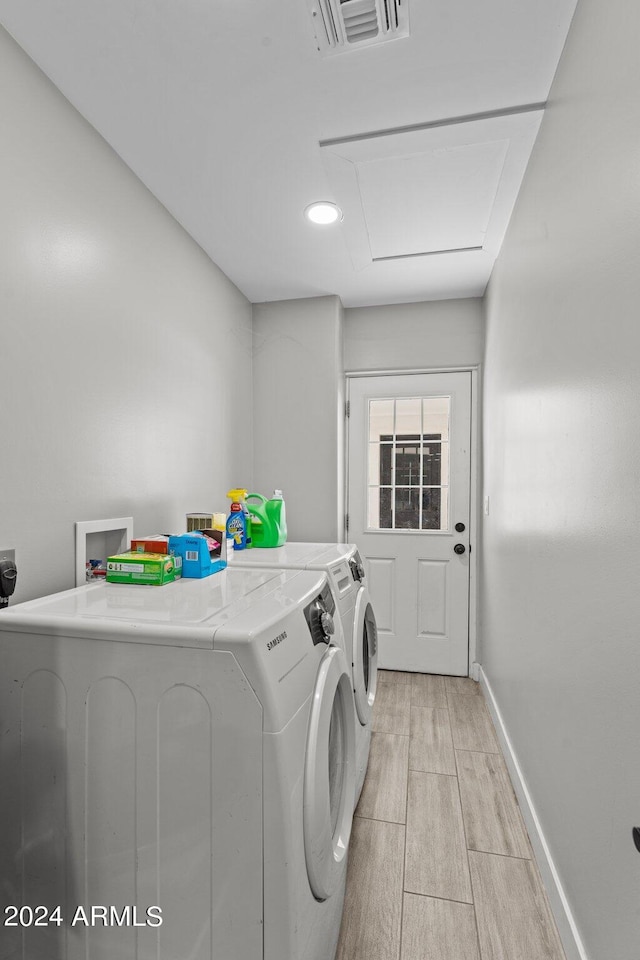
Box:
[366,557,395,633]
[347,372,472,675]
[417,560,448,637]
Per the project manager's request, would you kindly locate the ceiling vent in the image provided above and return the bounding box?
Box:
[308,0,410,56]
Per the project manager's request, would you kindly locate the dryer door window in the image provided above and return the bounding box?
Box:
[304,646,356,901]
[328,696,345,836]
[363,617,371,692]
[353,587,379,726]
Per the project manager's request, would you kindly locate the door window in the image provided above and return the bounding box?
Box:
[367,396,450,531]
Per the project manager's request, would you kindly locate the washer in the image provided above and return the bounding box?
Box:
[229,542,378,804]
[0,567,355,960]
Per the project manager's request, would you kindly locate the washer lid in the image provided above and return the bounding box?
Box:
[228,542,335,568]
[0,567,319,647]
[228,541,358,571]
[304,645,356,901]
[353,586,379,725]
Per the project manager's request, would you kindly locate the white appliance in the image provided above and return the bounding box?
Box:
[229,542,378,804]
[0,567,356,960]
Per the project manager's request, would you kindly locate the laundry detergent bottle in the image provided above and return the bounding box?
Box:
[269,489,287,545]
[246,490,287,548]
[226,488,251,550]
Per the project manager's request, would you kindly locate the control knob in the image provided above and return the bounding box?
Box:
[320,611,335,638]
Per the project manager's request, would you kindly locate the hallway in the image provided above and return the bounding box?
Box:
[337,671,566,960]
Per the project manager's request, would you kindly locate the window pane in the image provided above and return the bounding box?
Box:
[441,487,449,530]
[378,443,393,485]
[369,399,394,440]
[422,440,442,485]
[421,488,441,530]
[423,396,450,442]
[380,487,392,528]
[394,488,420,529]
[366,394,452,533]
[422,487,449,530]
[395,397,421,436]
[368,487,393,529]
[440,441,450,486]
[395,442,421,486]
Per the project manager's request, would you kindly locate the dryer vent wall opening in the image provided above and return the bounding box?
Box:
[308,0,410,56]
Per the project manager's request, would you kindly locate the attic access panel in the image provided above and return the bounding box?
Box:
[319,106,544,271]
[359,139,510,260]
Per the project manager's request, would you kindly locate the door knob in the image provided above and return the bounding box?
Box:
[454,543,466,555]
[455,522,466,533]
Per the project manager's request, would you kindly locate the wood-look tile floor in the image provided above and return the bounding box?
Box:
[336,671,567,960]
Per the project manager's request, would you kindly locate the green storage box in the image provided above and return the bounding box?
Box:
[106,551,181,586]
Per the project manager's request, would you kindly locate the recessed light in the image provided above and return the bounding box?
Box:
[304,201,343,225]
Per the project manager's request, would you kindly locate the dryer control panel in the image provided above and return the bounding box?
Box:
[349,551,366,583]
[330,558,354,599]
[304,583,336,645]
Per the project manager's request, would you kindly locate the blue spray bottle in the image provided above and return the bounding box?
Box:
[226,489,252,550]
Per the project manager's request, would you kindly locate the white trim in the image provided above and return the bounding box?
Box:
[479,666,590,960]
[467,367,479,674]
[346,364,480,378]
[321,103,548,148]
[344,379,352,542]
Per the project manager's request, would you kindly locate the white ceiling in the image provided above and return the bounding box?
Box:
[0,0,578,307]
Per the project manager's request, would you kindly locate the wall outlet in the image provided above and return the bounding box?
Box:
[0,548,15,564]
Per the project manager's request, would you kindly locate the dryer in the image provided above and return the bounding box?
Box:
[229,542,378,804]
[0,567,355,960]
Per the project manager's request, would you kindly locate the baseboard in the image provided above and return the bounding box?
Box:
[478,667,589,960]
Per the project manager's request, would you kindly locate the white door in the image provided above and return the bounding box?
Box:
[347,372,472,676]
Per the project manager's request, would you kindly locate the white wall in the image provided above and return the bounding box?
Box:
[481,0,640,957]
[252,297,482,546]
[252,296,344,542]
[0,26,253,603]
[344,299,484,372]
